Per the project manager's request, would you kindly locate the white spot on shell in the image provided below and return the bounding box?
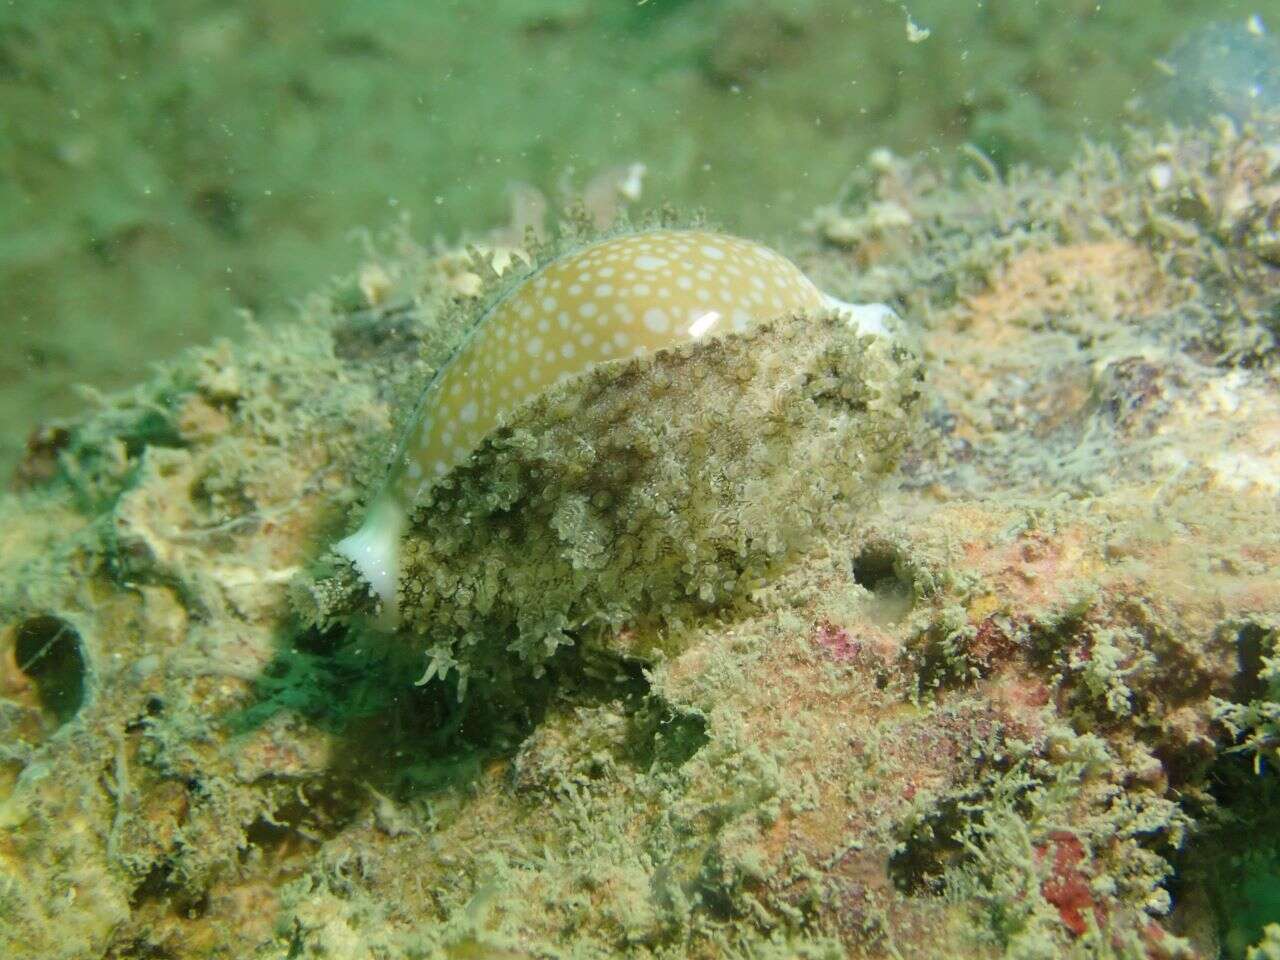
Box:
[643,308,670,333]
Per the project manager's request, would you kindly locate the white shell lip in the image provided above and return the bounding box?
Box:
[822,293,899,338]
[334,494,404,620]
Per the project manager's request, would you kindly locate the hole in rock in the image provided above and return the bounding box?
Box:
[14,615,86,726]
[851,543,915,624]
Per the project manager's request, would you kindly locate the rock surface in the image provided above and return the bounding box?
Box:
[2,123,1279,959]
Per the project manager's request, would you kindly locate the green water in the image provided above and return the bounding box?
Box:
[0,0,1266,476]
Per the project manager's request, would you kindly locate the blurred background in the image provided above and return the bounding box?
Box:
[0,0,1271,475]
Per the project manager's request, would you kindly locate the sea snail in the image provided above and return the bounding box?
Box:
[336,228,896,619]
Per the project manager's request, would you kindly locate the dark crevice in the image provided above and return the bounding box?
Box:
[14,615,86,726]
[1167,752,1280,958]
[129,859,208,920]
[1234,622,1270,703]
[851,542,916,625]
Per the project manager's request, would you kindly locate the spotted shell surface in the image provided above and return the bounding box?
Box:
[396,229,831,502]
[335,227,867,614]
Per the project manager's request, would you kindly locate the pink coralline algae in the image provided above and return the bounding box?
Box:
[1035,830,1107,938]
[814,620,861,663]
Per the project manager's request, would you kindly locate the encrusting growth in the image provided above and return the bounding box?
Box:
[336,228,899,621]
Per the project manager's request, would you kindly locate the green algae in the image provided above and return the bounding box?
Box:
[1212,620,1280,774]
[389,313,919,697]
[1,126,1279,958]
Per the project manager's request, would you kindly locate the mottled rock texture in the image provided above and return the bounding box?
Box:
[2,124,1278,959]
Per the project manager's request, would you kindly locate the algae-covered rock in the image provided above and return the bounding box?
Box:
[2,124,1280,960]
[393,313,919,694]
